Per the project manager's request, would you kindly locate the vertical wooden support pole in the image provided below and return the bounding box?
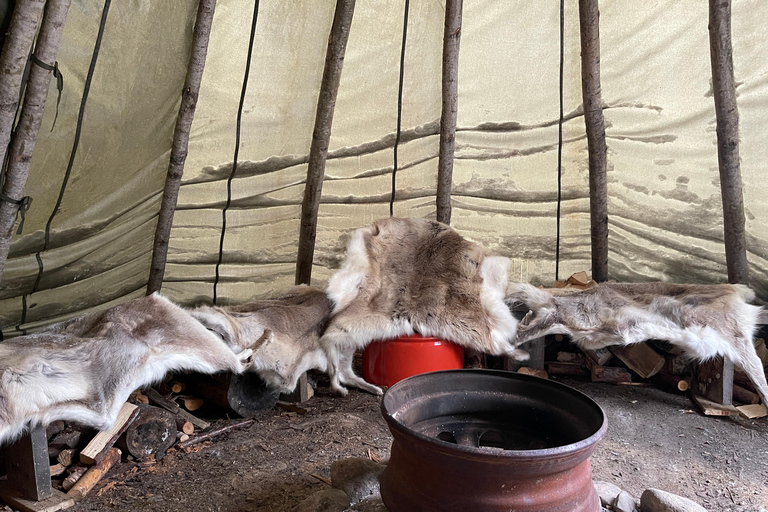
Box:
[709,0,748,286]
[147,0,218,295]
[435,0,462,225]
[3,425,52,500]
[295,0,356,287]
[0,0,48,283]
[578,0,608,283]
[694,0,745,407]
[288,0,356,403]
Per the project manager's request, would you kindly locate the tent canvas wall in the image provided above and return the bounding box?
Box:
[1,0,766,338]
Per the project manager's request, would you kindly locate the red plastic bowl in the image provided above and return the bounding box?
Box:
[362,334,465,388]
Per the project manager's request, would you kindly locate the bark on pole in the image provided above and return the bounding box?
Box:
[146,0,218,294]
[0,0,69,284]
[578,0,609,283]
[435,0,462,225]
[709,0,748,285]
[295,0,356,286]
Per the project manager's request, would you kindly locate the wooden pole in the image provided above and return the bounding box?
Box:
[147,0,218,294]
[295,0,356,286]
[0,0,48,283]
[709,0,748,285]
[578,0,608,283]
[435,0,462,225]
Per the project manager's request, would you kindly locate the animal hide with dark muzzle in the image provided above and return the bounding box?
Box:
[506,281,768,405]
[321,217,525,395]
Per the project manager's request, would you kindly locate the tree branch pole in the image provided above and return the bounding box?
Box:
[0,0,69,284]
[578,0,608,283]
[147,0,218,294]
[295,0,356,286]
[709,0,748,285]
[435,0,462,225]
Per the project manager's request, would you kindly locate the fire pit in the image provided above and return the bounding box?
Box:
[379,369,607,512]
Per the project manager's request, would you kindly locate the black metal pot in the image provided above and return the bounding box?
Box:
[380,369,607,512]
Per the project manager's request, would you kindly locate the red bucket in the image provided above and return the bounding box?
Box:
[362,334,465,388]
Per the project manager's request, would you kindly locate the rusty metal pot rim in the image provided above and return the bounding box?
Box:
[381,369,608,461]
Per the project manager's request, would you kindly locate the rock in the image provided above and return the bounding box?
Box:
[294,489,350,512]
[343,496,389,512]
[330,457,385,505]
[640,488,708,512]
[594,480,623,507]
[615,490,639,512]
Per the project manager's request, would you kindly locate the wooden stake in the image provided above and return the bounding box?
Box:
[708,0,749,285]
[67,448,121,501]
[435,0,462,224]
[295,0,356,286]
[0,0,67,283]
[578,0,609,283]
[147,0,218,294]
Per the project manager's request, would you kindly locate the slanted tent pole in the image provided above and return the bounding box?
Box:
[0,0,69,285]
[147,0,218,295]
[295,0,356,286]
[578,0,608,283]
[435,0,462,225]
[709,0,748,285]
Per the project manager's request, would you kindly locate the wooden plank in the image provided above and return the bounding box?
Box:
[736,403,767,419]
[609,344,664,379]
[0,484,74,512]
[691,394,739,417]
[79,403,138,465]
[3,424,52,501]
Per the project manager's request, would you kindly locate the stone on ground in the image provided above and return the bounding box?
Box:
[295,489,350,512]
[330,457,385,505]
[594,480,623,507]
[640,488,708,512]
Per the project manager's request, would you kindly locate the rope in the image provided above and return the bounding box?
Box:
[390,0,410,217]
[30,54,64,132]
[555,0,565,281]
[213,0,260,305]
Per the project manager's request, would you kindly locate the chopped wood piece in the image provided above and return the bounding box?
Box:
[67,448,121,501]
[176,408,210,430]
[183,397,204,411]
[610,344,664,378]
[171,381,186,394]
[736,403,767,419]
[176,419,255,452]
[46,421,66,441]
[663,355,691,376]
[546,362,589,377]
[49,463,66,477]
[556,351,585,363]
[62,465,87,492]
[178,434,190,443]
[732,383,759,405]
[589,365,632,384]
[79,403,139,465]
[57,449,77,467]
[49,430,81,449]
[176,419,195,436]
[117,404,177,461]
[568,271,589,286]
[144,387,180,414]
[517,367,549,379]
[651,373,689,393]
[583,348,612,366]
[691,394,740,417]
[554,334,565,342]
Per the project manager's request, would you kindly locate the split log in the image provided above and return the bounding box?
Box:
[732,383,759,405]
[49,463,67,477]
[590,365,632,384]
[67,448,121,501]
[57,448,78,467]
[117,404,177,461]
[46,421,66,440]
[79,402,139,465]
[546,362,589,377]
[556,351,585,364]
[609,344,664,379]
[61,464,87,492]
[662,355,691,377]
[144,387,180,414]
[517,367,548,379]
[193,372,280,418]
[583,348,612,366]
[651,373,689,393]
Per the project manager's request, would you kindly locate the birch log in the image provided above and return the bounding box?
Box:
[435,0,462,225]
[295,0,356,286]
[147,0,218,294]
[709,0,748,285]
[578,0,608,283]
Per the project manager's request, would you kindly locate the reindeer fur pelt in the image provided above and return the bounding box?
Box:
[321,217,524,395]
[190,286,332,394]
[0,293,253,446]
[506,282,768,404]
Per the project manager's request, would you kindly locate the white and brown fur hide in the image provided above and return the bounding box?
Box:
[0,293,254,446]
[321,217,525,395]
[189,286,332,394]
[506,282,768,404]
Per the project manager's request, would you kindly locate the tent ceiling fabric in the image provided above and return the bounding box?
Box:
[1,0,767,336]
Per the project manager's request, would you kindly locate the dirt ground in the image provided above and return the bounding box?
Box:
[55,374,768,512]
